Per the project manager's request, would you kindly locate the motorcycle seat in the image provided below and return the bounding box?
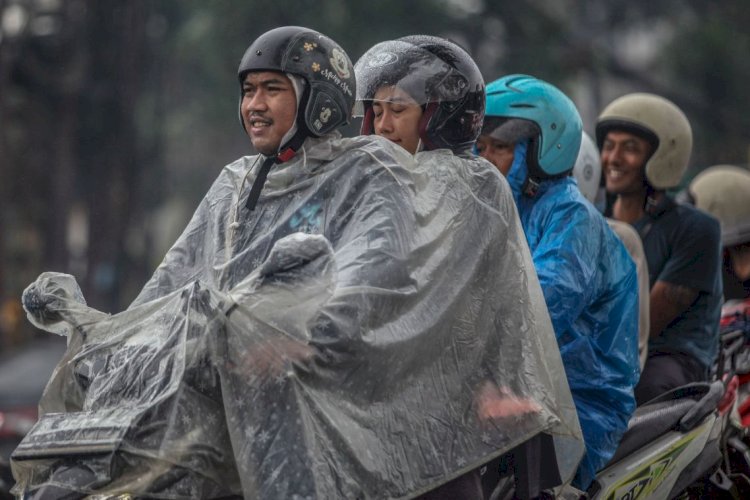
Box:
[604,381,721,467]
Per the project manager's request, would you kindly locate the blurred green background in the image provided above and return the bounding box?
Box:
[1,0,749,348]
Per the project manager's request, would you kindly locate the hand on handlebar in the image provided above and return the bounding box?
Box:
[233,337,315,379]
[476,381,542,421]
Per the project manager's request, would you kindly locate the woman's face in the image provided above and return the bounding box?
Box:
[372,86,424,154]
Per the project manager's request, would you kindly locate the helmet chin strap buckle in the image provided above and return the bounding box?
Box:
[645,192,675,218]
[277,147,296,163]
[523,176,541,198]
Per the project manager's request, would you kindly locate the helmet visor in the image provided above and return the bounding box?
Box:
[353,40,471,117]
[481,117,538,144]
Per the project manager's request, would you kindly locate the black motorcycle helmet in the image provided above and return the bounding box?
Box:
[237,27,355,211]
[354,35,485,154]
[238,26,355,152]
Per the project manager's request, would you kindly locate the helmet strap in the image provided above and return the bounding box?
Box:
[361,104,375,135]
[244,156,275,211]
[245,129,307,211]
[417,103,439,151]
[521,136,570,198]
[644,189,674,218]
[523,176,542,198]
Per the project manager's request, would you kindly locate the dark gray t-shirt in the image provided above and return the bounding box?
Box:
[633,200,722,368]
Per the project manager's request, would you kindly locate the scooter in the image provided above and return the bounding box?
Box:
[716,297,750,495]
[578,323,748,500]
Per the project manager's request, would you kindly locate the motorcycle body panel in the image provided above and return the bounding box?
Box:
[591,416,718,500]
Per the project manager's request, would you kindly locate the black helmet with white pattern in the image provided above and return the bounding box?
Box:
[238,26,355,143]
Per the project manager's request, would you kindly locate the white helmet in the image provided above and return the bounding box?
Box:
[572,131,601,204]
[596,93,692,190]
[689,165,750,246]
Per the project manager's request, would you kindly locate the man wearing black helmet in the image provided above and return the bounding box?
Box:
[125,26,423,498]
[20,26,441,499]
[131,26,410,303]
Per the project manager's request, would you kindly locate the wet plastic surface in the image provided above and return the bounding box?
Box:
[13,135,583,499]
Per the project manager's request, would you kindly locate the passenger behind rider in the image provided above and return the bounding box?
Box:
[689,165,750,300]
[355,37,550,421]
[476,74,640,490]
[355,39,585,498]
[596,94,723,405]
[573,132,650,371]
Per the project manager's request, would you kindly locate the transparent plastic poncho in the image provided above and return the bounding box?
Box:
[13,134,583,499]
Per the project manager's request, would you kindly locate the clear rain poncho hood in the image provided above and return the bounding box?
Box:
[14,134,583,499]
[506,141,639,488]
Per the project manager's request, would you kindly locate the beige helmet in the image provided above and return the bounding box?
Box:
[689,165,750,246]
[596,93,692,190]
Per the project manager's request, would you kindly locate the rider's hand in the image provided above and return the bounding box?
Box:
[476,381,542,420]
[234,337,315,378]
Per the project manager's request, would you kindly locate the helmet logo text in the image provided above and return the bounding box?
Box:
[320,67,353,97]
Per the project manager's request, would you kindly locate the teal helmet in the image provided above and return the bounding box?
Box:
[484,74,582,178]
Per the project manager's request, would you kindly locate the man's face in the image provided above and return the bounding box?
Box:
[241,71,297,155]
[600,130,652,195]
[476,135,515,176]
[372,86,423,154]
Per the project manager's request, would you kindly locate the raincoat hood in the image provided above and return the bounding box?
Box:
[506,140,570,202]
[14,135,583,499]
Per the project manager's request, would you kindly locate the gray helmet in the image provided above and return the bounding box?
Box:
[596,93,692,190]
[689,165,750,246]
[238,26,355,142]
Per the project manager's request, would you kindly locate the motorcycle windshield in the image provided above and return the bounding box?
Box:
[14,135,583,499]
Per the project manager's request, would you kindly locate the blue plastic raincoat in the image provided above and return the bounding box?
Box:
[507,142,640,488]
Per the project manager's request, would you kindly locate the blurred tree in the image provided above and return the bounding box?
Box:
[449,0,749,182]
[659,1,750,180]
[0,0,167,312]
[0,0,7,305]
[75,1,164,310]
